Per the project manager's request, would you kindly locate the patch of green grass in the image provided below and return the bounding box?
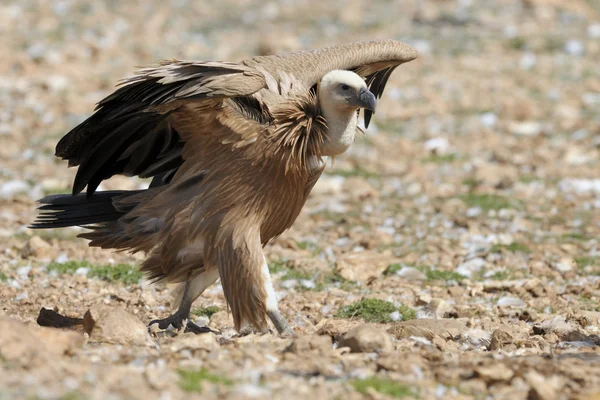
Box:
[87,264,143,285]
[46,261,142,285]
[177,368,233,393]
[351,377,413,398]
[319,273,357,292]
[576,257,599,269]
[425,268,466,282]
[385,263,465,283]
[269,260,312,281]
[0,272,7,282]
[459,193,518,211]
[337,299,415,323]
[490,242,531,254]
[580,295,600,312]
[383,264,403,276]
[295,240,323,255]
[422,154,456,164]
[462,178,479,188]
[576,257,600,275]
[543,36,564,52]
[192,306,220,318]
[268,259,288,274]
[519,174,537,183]
[487,271,511,281]
[561,232,588,241]
[505,36,526,50]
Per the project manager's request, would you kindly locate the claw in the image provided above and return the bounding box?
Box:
[148,313,213,334]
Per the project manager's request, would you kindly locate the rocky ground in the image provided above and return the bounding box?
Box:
[1,0,600,399]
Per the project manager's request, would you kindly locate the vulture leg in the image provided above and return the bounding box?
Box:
[149,267,219,334]
[261,258,296,337]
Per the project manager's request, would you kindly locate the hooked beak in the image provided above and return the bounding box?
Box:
[356,87,377,112]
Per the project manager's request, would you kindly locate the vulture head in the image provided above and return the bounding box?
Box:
[318,70,376,156]
[319,70,377,112]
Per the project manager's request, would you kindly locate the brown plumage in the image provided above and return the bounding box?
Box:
[32,40,417,335]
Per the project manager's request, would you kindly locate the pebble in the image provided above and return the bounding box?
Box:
[83,305,148,346]
[508,121,542,137]
[479,112,497,127]
[397,266,427,281]
[22,236,55,259]
[338,324,393,354]
[564,40,584,56]
[456,258,486,278]
[558,179,600,195]
[497,296,525,307]
[424,137,451,155]
[0,180,30,199]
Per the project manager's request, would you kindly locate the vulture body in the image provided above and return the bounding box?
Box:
[32,40,417,335]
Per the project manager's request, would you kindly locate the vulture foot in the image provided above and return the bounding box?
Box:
[268,310,297,337]
[148,312,212,334]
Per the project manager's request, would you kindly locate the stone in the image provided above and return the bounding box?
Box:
[338,324,393,354]
[497,296,525,307]
[475,363,514,383]
[490,327,515,351]
[83,305,148,345]
[22,236,55,259]
[170,332,219,353]
[286,334,333,355]
[427,298,455,319]
[335,251,390,283]
[396,266,427,281]
[387,318,467,341]
[526,371,563,400]
[0,317,83,368]
[474,163,518,189]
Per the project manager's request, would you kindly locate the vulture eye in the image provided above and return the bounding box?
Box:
[341,84,349,91]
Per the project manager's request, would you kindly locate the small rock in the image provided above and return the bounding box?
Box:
[286,334,332,354]
[427,298,455,319]
[170,333,219,353]
[532,316,578,339]
[497,296,525,307]
[0,180,30,199]
[456,258,486,278]
[558,179,600,195]
[589,23,600,38]
[397,266,427,281]
[479,112,497,127]
[335,252,390,283]
[387,319,467,341]
[424,137,452,155]
[474,163,518,189]
[416,293,432,305]
[83,305,148,345]
[475,363,514,383]
[519,52,537,70]
[526,371,563,400]
[0,317,83,368]
[508,121,542,137]
[564,40,584,56]
[552,258,574,273]
[22,236,55,259]
[490,327,514,351]
[338,324,393,354]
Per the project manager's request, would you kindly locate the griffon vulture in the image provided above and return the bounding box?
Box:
[32,40,417,335]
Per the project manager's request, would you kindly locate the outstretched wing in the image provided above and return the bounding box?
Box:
[56,61,267,196]
[245,39,418,127]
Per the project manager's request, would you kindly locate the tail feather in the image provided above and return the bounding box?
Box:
[30,190,143,229]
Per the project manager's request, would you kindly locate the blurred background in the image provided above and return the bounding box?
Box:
[1,1,600,399]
